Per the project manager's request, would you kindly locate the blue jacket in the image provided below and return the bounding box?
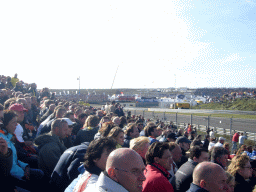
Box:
[50,142,89,191]
[0,132,28,180]
[187,183,209,192]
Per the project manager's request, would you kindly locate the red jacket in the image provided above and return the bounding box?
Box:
[142,163,174,192]
[232,133,239,142]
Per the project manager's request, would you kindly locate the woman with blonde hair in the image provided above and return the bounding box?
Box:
[130,136,150,164]
[227,155,253,192]
[107,127,124,148]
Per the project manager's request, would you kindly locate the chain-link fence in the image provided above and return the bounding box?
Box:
[127,109,256,142]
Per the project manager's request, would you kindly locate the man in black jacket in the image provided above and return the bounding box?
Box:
[175,136,191,168]
[171,146,209,192]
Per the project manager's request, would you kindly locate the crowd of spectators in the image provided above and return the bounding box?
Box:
[1,74,256,192]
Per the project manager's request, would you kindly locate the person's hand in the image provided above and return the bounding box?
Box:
[24,166,30,180]
[0,137,8,155]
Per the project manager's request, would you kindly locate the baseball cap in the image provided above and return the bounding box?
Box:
[176,136,192,144]
[62,118,75,126]
[219,137,226,141]
[9,103,28,112]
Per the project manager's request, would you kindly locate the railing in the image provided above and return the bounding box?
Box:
[126,109,256,142]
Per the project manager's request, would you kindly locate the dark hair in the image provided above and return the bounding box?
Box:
[210,146,228,161]
[190,139,203,148]
[78,113,87,120]
[145,124,157,137]
[64,111,74,118]
[146,142,169,164]
[189,146,208,159]
[99,122,116,137]
[84,115,99,128]
[124,123,137,137]
[83,137,116,169]
[3,110,17,131]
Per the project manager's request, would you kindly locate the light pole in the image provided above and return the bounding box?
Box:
[77,76,80,94]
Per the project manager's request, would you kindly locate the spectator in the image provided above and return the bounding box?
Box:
[5,76,13,90]
[0,137,17,192]
[169,142,182,179]
[69,137,116,192]
[171,146,209,192]
[130,136,150,164]
[107,127,124,148]
[62,118,75,148]
[143,142,174,192]
[51,141,90,192]
[227,155,253,192]
[11,73,19,88]
[232,132,240,153]
[0,76,6,89]
[123,123,140,148]
[39,106,67,135]
[211,146,229,170]
[238,132,247,148]
[202,135,210,150]
[215,137,226,147]
[208,137,216,151]
[74,115,99,145]
[89,148,145,191]
[144,123,159,144]
[112,116,121,127]
[1,110,44,192]
[40,103,56,123]
[209,129,215,139]
[175,136,191,168]
[72,112,87,136]
[187,162,228,192]
[35,118,68,180]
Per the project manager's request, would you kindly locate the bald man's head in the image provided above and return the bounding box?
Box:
[106,148,142,171]
[192,162,228,192]
[106,148,146,192]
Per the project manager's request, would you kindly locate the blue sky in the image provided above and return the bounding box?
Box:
[0,0,255,89]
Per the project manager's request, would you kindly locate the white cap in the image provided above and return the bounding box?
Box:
[62,118,75,126]
[219,137,226,141]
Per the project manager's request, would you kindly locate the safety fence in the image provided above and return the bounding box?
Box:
[126,109,256,142]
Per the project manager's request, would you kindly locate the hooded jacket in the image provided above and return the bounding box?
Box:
[0,132,28,180]
[35,132,66,178]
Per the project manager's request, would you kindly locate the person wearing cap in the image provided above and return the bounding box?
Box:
[62,118,75,148]
[215,137,226,147]
[9,103,39,168]
[175,136,191,168]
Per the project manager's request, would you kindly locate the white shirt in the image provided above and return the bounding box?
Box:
[14,124,24,142]
[209,131,215,139]
[208,142,216,151]
[239,135,247,144]
[214,142,223,148]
